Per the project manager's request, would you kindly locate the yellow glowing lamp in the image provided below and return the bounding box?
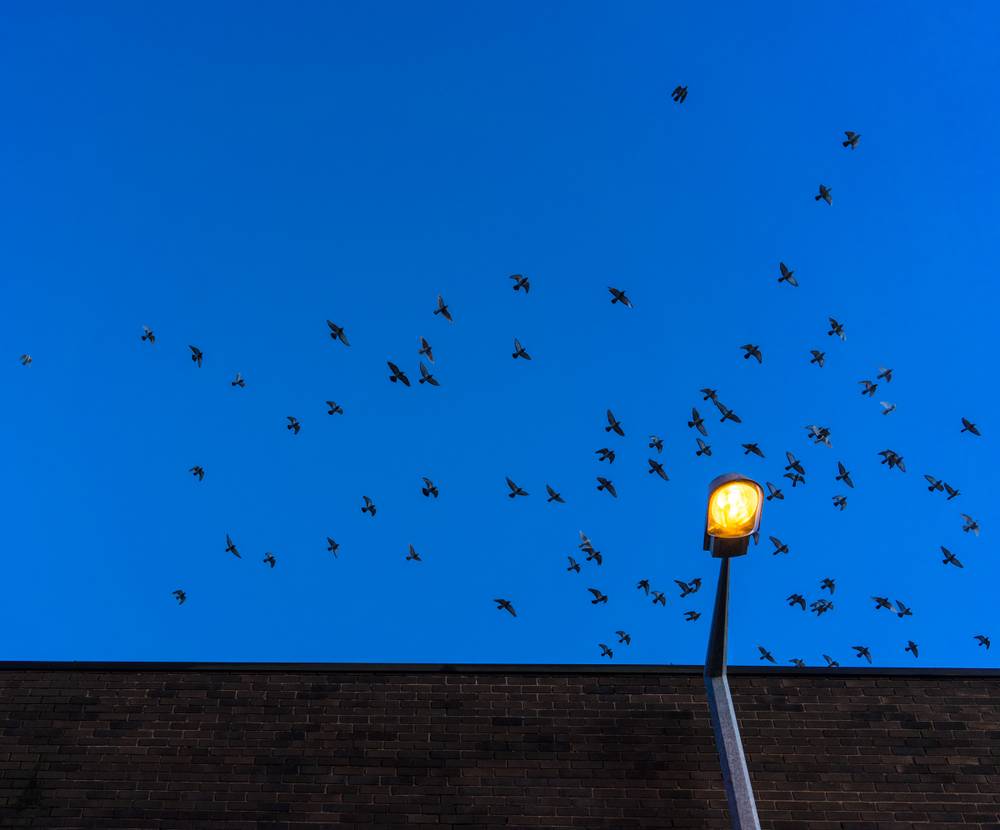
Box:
[703,474,763,557]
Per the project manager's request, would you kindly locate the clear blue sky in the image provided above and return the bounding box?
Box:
[3,2,997,666]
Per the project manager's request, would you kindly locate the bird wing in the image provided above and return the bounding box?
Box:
[588,588,602,598]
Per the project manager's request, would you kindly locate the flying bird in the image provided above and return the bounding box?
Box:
[19,353,32,366]
[713,399,742,423]
[263,552,277,568]
[286,416,301,434]
[421,477,439,498]
[506,477,528,498]
[189,465,205,481]
[494,598,516,617]
[648,459,669,480]
[769,536,789,555]
[852,645,872,664]
[878,449,906,472]
[545,484,565,504]
[188,345,203,367]
[700,388,718,402]
[740,343,763,363]
[974,634,991,650]
[758,646,776,664]
[671,85,688,103]
[674,578,701,598]
[225,534,241,559]
[595,447,616,464]
[326,401,344,415]
[809,349,825,367]
[585,546,603,567]
[326,537,340,557]
[784,471,805,487]
[605,409,625,436]
[742,442,765,458]
[832,495,847,511]
[406,544,421,562]
[880,401,896,416]
[387,361,411,386]
[512,338,531,360]
[877,367,893,383]
[940,546,963,568]
[696,438,712,457]
[815,184,832,205]
[648,435,664,453]
[636,579,650,595]
[578,531,596,553]
[616,630,632,646]
[820,578,835,594]
[789,658,806,668]
[418,362,439,386]
[608,287,633,308]
[777,262,798,287]
[827,318,846,340]
[652,591,666,606]
[785,452,806,476]
[509,273,530,293]
[871,596,893,611]
[588,588,609,605]
[434,294,453,321]
[684,610,701,621]
[787,593,806,610]
[326,320,350,346]
[905,640,919,658]
[688,408,708,436]
[961,514,980,535]
[858,379,878,397]
[361,496,377,517]
[172,589,186,605]
[599,643,614,659]
[924,475,944,492]
[823,655,840,668]
[566,556,581,573]
[842,131,861,149]
[895,600,913,619]
[141,325,155,344]
[836,462,854,488]
[418,337,434,363]
[596,477,617,498]
[231,372,246,388]
[765,482,784,501]
[960,417,980,436]
[942,482,960,500]
[810,598,834,616]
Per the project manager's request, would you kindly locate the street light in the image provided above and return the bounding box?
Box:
[703,473,763,830]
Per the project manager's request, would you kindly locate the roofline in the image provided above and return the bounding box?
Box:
[0,661,997,677]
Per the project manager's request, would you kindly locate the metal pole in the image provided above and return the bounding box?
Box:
[704,555,762,830]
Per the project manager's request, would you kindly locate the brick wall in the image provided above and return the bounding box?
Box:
[1,665,998,829]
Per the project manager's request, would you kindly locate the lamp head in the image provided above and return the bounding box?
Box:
[703,473,763,557]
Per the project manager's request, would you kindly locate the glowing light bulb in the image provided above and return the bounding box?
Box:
[707,480,761,538]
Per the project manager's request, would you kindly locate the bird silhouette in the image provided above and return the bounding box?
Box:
[406,544,421,562]
[263,552,277,568]
[671,85,688,103]
[188,345,203,367]
[599,643,614,659]
[905,640,919,658]
[509,274,530,293]
[827,318,846,340]
[974,634,990,650]
[326,320,350,346]
[789,658,806,668]
[823,655,840,668]
[684,610,701,621]
[172,589,185,605]
[418,362,440,386]
[608,287,633,308]
[742,442,765,458]
[810,599,834,616]
[777,262,798,287]
[785,452,806,476]
[545,484,565,504]
[940,546,963,568]
[765,482,784,501]
[832,495,847,511]
[361,496,377,517]
[688,408,708,436]
[648,435,664,453]
[674,578,701,598]
[960,417,981,436]
[787,593,806,610]
[434,294,453,322]
[578,531,596,553]
[596,477,617,498]
[877,367,893,382]
[941,482,960,500]
[506,477,529,498]
[225,534,241,559]
[741,344,763,363]
[387,361,411,386]
[758,646,776,664]
[852,645,872,664]
[924,475,944,492]
[605,409,625,436]
[769,536,789,555]
[652,591,666,606]
[19,353,32,366]
[494,598,516,617]
[815,184,832,205]
[141,325,155,344]
[421,477,439,498]
[835,462,854,488]
[326,537,340,558]
[585,547,603,567]
[418,337,434,362]
[636,579,650,595]
[566,556,581,573]
[231,372,246,388]
[895,600,913,619]
[713,399,742,424]
[696,438,712,457]
[784,471,805,487]
[648,459,669,480]
[878,449,906,472]
[820,578,835,594]
[512,338,531,360]
[872,596,893,611]
[616,630,632,645]
[588,587,609,605]
[809,349,825,367]
[701,388,719,402]
[961,514,980,535]
[286,416,301,434]
[842,131,861,149]
[880,401,896,415]
[859,379,878,397]
[189,465,205,481]
[595,447,615,464]
[326,400,344,415]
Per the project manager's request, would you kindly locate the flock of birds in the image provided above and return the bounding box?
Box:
[16,85,989,669]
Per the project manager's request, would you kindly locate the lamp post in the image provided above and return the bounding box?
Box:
[703,474,764,830]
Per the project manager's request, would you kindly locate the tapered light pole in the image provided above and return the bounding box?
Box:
[703,474,764,830]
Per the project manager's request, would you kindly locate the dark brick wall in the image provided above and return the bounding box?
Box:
[1,665,998,829]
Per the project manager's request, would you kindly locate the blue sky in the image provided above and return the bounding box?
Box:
[3,2,997,666]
